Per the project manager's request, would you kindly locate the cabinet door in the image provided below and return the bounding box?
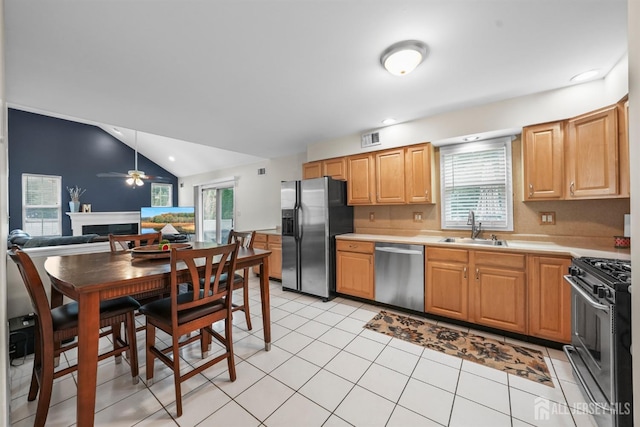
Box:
[336,250,374,299]
[375,149,405,204]
[425,260,468,321]
[566,105,619,198]
[323,158,347,181]
[252,234,268,275]
[523,122,564,200]
[472,266,526,333]
[347,154,375,205]
[405,144,433,203]
[268,235,282,280]
[528,256,571,343]
[303,161,323,179]
[618,99,630,198]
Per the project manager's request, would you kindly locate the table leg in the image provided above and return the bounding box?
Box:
[50,286,64,366]
[76,292,100,426]
[259,256,271,351]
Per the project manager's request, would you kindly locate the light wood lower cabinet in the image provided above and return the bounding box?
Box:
[252,232,282,280]
[425,247,469,321]
[528,255,572,343]
[472,250,527,334]
[336,240,374,299]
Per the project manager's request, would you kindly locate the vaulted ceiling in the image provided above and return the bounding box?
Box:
[4,0,628,177]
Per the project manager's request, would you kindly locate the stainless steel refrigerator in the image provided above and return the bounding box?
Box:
[281,177,354,299]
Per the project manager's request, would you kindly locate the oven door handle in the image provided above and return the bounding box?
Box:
[563,345,612,413]
[563,275,610,312]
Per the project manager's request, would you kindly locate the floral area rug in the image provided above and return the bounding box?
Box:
[364,311,554,387]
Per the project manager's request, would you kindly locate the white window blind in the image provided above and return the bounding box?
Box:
[22,174,62,236]
[440,137,513,231]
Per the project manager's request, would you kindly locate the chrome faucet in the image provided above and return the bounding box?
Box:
[467,210,482,239]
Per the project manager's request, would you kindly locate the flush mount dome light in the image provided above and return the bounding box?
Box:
[570,69,599,83]
[380,40,428,76]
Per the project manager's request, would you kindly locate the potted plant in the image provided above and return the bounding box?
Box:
[66,186,86,212]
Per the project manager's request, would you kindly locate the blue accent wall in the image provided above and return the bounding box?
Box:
[8,109,179,236]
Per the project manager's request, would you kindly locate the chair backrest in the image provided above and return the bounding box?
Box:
[8,247,54,336]
[169,242,239,318]
[227,230,255,249]
[109,232,163,252]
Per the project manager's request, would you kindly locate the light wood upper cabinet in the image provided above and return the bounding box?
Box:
[347,154,375,205]
[618,99,630,198]
[528,255,571,343]
[405,143,434,203]
[523,122,564,200]
[336,240,375,299]
[323,157,347,181]
[303,161,323,179]
[375,149,405,204]
[566,105,619,198]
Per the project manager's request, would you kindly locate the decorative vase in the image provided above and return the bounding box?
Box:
[69,201,80,212]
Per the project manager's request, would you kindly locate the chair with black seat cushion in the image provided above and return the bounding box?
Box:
[109,231,164,331]
[226,230,256,330]
[139,242,239,418]
[8,247,140,427]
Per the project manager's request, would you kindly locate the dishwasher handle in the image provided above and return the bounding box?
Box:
[375,246,423,255]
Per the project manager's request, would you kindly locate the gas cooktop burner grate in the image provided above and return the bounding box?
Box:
[579,257,632,285]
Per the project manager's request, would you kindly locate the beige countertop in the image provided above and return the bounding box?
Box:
[336,233,631,260]
[254,228,281,236]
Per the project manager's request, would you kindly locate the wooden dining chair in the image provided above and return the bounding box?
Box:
[139,243,239,417]
[8,247,140,427]
[109,231,165,331]
[226,230,256,330]
[108,231,162,252]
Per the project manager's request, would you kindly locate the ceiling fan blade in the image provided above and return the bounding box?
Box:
[97,172,129,178]
[143,175,173,182]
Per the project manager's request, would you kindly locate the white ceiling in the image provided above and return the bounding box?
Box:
[4,0,628,178]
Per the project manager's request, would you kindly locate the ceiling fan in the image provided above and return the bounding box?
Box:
[97,131,171,187]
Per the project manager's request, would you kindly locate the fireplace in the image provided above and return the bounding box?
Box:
[66,212,140,237]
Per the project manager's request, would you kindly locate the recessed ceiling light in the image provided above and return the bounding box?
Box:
[380,40,428,76]
[168,156,176,162]
[570,69,599,83]
[463,135,480,142]
[382,118,397,125]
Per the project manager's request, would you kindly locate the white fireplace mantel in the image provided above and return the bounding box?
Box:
[66,211,140,236]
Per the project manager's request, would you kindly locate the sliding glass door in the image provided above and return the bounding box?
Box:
[198,181,235,244]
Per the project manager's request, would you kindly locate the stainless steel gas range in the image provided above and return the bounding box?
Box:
[564,257,632,427]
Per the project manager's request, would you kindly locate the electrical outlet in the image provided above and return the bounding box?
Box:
[413,212,423,222]
[369,212,375,222]
[539,211,556,225]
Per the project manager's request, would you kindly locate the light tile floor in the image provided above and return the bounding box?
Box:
[9,275,598,427]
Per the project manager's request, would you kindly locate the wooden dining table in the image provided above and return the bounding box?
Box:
[44,242,272,427]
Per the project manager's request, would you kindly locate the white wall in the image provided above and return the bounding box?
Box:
[178,152,306,231]
[307,56,629,162]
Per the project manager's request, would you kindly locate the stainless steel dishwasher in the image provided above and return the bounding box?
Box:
[374,242,424,311]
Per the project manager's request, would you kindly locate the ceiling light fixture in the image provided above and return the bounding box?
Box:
[463,135,480,142]
[570,69,599,83]
[380,40,428,76]
[382,118,397,125]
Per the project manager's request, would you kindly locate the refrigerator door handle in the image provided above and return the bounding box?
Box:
[296,206,303,240]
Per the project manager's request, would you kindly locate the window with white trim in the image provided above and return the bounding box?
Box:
[151,183,172,207]
[440,137,514,231]
[22,174,62,236]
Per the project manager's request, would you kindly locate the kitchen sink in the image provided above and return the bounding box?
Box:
[440,237,508,247]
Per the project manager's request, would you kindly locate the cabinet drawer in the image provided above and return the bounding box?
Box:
[336,240,374,254]
[474,251,526,270]
[254,233,267,243]
[268,234,282,244]
[427,247,468,263]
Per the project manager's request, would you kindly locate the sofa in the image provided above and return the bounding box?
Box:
[7,229,108,249]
